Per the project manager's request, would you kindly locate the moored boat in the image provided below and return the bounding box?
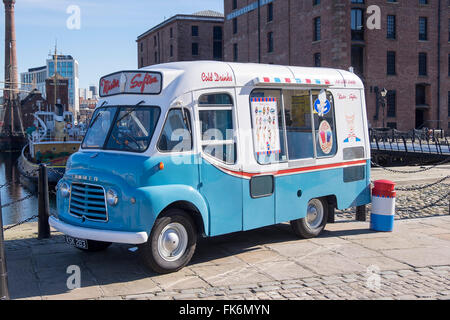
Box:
[17,105,85,184]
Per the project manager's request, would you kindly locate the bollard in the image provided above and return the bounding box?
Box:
[0,192,10,300]
[370,180,396,232]
[38,164,51,239]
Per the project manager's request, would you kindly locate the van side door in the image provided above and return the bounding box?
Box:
[194,90,243,236]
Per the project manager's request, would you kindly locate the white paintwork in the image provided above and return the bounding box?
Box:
[371,196,396,216]
[49,216,148,244]
[92,61,369,173]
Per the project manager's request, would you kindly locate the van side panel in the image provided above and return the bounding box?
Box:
[275,164,371,223]
[138,153,209,234]
[139,184,209,234]
[199,159,243,236]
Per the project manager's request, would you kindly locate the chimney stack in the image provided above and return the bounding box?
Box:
[3,0,18,100]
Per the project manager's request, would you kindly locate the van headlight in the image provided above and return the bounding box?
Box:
[59,181,70,198]
[106,189,119,206]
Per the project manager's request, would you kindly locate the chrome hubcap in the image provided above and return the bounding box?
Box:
[157,223,188,262]
[306,199,324,230]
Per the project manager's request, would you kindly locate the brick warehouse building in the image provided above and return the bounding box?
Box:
[224,0,450,131]
[137,10,224,68]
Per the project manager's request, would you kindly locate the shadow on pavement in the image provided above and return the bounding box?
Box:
[4,221,377,299]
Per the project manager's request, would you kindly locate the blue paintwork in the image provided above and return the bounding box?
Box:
[57,151,207,235]
[243,179,275,231]
[57,151,371,241]
[275,160,371,223]
[199,158,243,236]
[370,213,394,232]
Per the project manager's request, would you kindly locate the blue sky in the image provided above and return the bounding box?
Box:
[0,0,224,90]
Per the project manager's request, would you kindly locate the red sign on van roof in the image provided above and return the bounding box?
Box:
[99,71,162,97]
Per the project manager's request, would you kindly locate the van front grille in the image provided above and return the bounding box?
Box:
[69,183,108,222]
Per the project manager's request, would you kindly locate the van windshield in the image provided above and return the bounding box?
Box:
[82,106,160,152]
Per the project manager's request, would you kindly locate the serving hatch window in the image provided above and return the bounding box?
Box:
[250,88,337,164]
[82,106,160,152]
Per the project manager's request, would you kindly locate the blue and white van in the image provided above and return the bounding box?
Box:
[50,61,371,273]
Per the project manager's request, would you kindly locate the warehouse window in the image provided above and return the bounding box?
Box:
[387,51,396,75]
[313,17,321,41]
[419,17,428,40]
[267,32,274,53]
[419,52,427,76]
[387,15,396,39]
[386,90,396,117]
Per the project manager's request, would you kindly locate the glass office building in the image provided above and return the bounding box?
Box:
[47,55,79,115]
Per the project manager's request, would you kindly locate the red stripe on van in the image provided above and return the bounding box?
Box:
[216,159,367,179]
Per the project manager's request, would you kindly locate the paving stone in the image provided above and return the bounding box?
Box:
[281,283,304,290]
[252,286,280,292]
[228,283,259,290]
[124,293,155,300]
[173,293,199,300]
[5,216,450,300]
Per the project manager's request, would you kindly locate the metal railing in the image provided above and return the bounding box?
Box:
[370,128,450,156]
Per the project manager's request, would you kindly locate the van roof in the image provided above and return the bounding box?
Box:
[140,61,364,93]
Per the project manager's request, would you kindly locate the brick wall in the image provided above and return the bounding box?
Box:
[224,0,450,131]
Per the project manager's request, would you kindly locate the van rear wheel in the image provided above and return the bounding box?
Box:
[140,209,197,274]
[291,198,328,239]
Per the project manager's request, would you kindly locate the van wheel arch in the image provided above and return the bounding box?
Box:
[159,201,206,237]
[290,195,336,239]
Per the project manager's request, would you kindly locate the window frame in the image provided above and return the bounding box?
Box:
[249,87,338,165]
[81,105,161,154]
[267,32,274,53]
[387,51,396,75]
[418,52,427,76]
[419,17,428,41]
[157,108,193,154]
[191,25,199,37]
[313,17,321,41]
[351,8,364,41]
[198,92,237,165]
[387,15,396,39]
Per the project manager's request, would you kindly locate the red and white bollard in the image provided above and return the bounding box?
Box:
[371,180,396,232]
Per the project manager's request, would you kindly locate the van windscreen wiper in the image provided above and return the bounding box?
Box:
[116,100,145,125]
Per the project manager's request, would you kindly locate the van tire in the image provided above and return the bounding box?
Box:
[140,209,197,274]
[291,198,328,239]
[76,240,112,252]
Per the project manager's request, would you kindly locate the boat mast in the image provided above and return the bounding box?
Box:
[53,43,58,111]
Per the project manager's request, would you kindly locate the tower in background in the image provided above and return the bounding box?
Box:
[3,0,18,100]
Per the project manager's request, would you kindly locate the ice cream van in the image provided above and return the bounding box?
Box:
[50,61,371,273]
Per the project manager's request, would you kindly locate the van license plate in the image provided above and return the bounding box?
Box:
[65,236,88,249]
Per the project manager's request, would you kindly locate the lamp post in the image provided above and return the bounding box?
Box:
[380,87,388,128]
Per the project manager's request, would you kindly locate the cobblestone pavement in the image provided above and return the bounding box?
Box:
[3,216,450,300]
[336,165,450,221]
[2,164,449,300]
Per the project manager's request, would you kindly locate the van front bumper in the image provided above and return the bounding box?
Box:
[49,216,148,244]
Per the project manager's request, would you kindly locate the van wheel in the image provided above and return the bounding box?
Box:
[76,240,112,252]
[140,209,197,274]
[291,198,328,239]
